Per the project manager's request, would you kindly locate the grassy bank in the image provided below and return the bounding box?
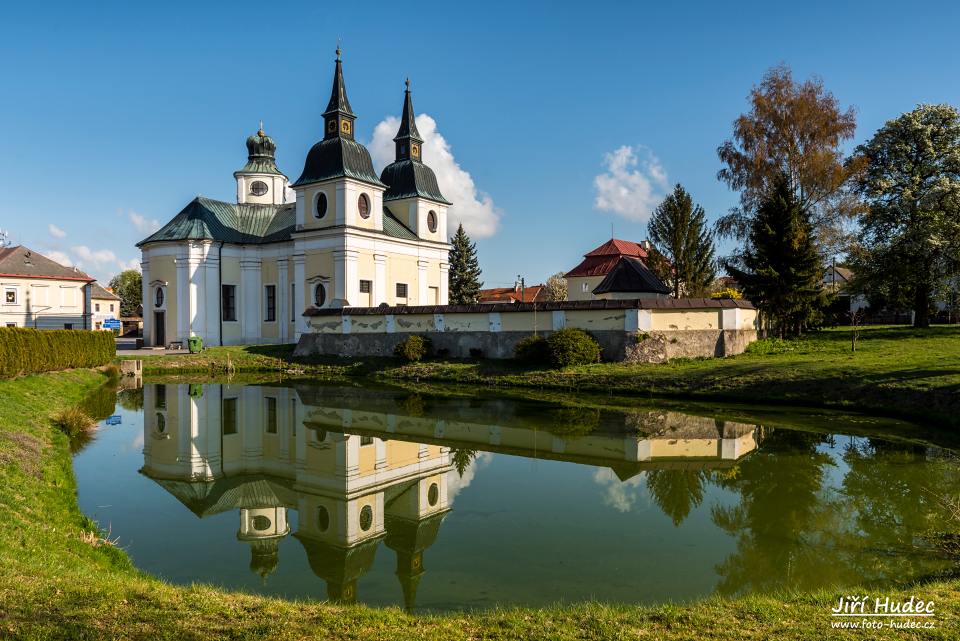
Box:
[128,326,960,429]
[2,370,960,639]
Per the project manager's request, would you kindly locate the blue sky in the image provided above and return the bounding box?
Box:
[2,0,959,286]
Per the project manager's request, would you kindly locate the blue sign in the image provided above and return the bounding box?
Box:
[103,319,122,329]
[105,415,122,426]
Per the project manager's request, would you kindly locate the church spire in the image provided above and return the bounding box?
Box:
[393,78,423,162]
[323,46,356,141]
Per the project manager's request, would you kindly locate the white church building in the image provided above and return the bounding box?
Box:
[138,49,452,347]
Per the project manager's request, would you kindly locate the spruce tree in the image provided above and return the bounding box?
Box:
[727,175,827,337]
[448,223,483,304]
[647,184,716,297]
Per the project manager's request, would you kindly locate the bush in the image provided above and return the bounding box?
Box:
[0,327,116,379]
[514,335,550,365]
[54,406,95,438]
[394,335,431,362]
[546,328,601,368]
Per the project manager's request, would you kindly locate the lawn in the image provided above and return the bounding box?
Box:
[2,368,960,639]
[128,326,960,429]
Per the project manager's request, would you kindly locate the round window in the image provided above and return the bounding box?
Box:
[313,283,326,307]
[359,505,373,531]
[315,192,327,219]
[155,287,164,308]
[156,413,165,433]
[427,210,437,233]
[250,180,268,197]
[317,506,330,532]
[358,193,370,219]
[428,482,439,506]
[252,515,272,531]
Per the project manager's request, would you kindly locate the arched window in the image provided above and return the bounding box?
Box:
[317,506,330,532]
[358,193,370,219]
[359,505,373,531]
[427,210,437,233]
[315,192,327,218]
[156,413,166,433]
[250,180,268,196]
[313,283,326,307]
[428,482,439,506]
[154,287,164,308]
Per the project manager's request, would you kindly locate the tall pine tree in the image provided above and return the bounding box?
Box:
[448,223,483,304]
[647,184,716,298]
[727,174,827,337]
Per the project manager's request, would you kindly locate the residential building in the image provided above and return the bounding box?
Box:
[137,49,451,348]
[823,265,868,314]
[90,282,121,330]
[478,283,546,304]
[565,239,668,301]
[0,245,94,329]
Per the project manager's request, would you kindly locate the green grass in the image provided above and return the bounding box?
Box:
[2,369,960,639]
[128,326,960,429]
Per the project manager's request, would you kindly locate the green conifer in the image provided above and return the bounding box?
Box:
[448,223,483,304]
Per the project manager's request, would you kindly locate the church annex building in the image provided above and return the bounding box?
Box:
[138,49,451,347]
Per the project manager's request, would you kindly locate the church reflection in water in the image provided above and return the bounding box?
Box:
[139,383,761,608]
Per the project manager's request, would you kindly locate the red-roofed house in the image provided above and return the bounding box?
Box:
[564,239,668,301]
[478,283,546,304]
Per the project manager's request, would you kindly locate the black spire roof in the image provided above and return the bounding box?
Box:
[592,256,671,296]
[323,47,355,119]
[379,81,450,204]
[293,49,384,189]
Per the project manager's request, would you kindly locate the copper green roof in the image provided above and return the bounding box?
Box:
[137,197,295,246]
[380,159,450,204]
[236,129,284,176]
[382,206,419,240]
[141,197,425,246]
[292,137,385,188]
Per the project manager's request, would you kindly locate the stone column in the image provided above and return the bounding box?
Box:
[141,257,151,346]
[373,254,387,305]
[277,257,289,342]
[438,262,449,305]
[204,250,221,346]
[293,253,306,340]
[240,256,261,344]
[188,243,206,343]
[417,260,429,305]
[175,253,189,343]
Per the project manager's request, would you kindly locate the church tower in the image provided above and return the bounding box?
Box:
[379,81,450,243]
[234,126,288,205]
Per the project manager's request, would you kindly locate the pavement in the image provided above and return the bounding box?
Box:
[115,337,186,356]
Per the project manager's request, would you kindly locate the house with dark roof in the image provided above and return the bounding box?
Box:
[564,239,669,301]
[0,245,96,329]
[138,49,452,347]
[90,282,121,331]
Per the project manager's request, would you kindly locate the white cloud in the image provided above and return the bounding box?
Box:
[447,451,494,503]
[370,113,501,239]
[117,258,141,272]
[48,224,66,238]
[593,145,669,223]
[592,467,650,513]
[128,211,160,234]
[72,245,118,268]
[44,250,73,267]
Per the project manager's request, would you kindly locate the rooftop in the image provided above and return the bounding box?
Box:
[566,238,654,278]
[0,245,94,282]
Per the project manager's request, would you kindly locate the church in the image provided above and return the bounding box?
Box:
[138,49,452,347]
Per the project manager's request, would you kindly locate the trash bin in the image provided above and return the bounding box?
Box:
[188,336,203,353]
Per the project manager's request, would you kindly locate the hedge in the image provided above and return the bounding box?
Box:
[0,327,116,379]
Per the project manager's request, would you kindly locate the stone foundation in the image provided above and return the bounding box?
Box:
[294,327,757,363]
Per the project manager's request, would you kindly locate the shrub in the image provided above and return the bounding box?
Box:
[0,327,116,379]
[514,335,550,365]
[394,335,431,362]
[546,328,601,368]
[54,406,95,438]
[711,287,743,300]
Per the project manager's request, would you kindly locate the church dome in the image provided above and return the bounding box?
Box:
[293,137,384,188]
[246,129,277,160]
[380,160,450,204]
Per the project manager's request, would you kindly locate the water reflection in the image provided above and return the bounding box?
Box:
[138,383,762,607]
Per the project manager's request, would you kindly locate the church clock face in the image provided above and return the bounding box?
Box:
[411,143,420,159]
[326,120,336,134]
[341,120,352,135]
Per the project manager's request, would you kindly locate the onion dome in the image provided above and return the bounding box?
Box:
[292,48,383,188]
[379,80,450,204]
[236,124,283,176]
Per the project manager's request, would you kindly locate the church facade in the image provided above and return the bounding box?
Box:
[138,50,451,347]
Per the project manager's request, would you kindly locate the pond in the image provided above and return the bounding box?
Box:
[74,381,960,612]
